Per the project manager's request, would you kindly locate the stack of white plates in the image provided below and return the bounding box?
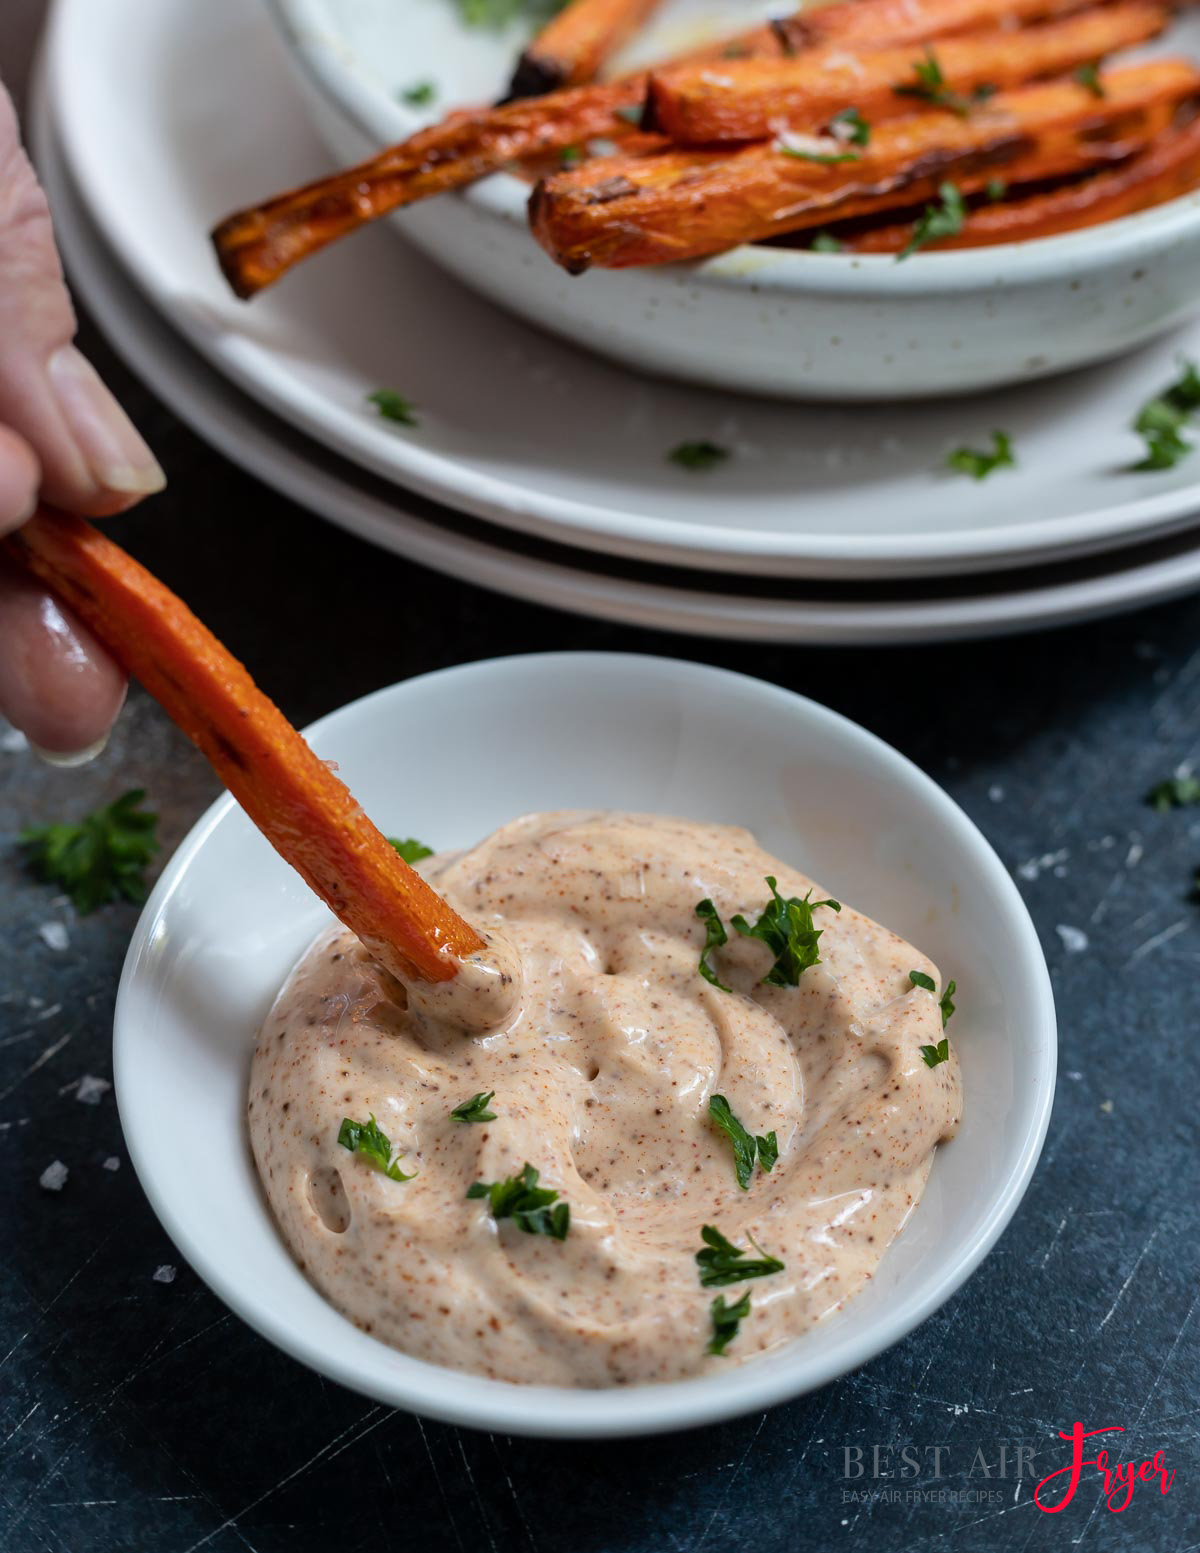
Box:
[33,0,1200,642]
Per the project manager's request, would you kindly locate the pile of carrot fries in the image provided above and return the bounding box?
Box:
[212,0,1200,293]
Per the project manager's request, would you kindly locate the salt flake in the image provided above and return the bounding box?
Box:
[39,1160,69,1192]
[75,1075,111,1106]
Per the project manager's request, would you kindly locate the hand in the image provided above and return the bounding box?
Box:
[0,80,163,759]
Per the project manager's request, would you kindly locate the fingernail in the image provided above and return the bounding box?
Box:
[47,345,166,498]
[29,732,111,768]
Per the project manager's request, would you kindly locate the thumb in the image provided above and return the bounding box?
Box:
[0,85,164,516]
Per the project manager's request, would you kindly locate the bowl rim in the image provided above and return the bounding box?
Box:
[268,0,1200,295]
[113,652,1057,1437]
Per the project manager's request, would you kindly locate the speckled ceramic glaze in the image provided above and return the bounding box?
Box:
[268,0,1200,399]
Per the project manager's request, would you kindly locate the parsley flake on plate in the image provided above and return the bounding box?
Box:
[388,837,434,863]
[985,177,1008,202]
[732,877,841,988]
[21,788,159,914]
[456,0,565,26]
[945,430,1015,481]
[452,1091,497,1123]
[338,1114,416,1181]
[909,969,956,1028]
[366,388,419,426]
[809,231,845,253]
[1132,360,1200,470]
[1074,61,1105,98]
[669,440,730,472]
[695,898,732,991]
[1147,775,1200,811]
[898,181,966,259]
[709,1095,778,1190]
[695,1224,785,1287]
[467,1163,570,1239]
[401,81,436,106]
[707,1291,752,1355]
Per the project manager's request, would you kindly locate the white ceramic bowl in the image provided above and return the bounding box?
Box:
[266,0,1200,399]
[115,654,1055,1435]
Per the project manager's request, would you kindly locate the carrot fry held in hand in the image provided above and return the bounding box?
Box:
[529,61,1200,271]
[839,114,1200,249]
[1,510,485,987]
[509,0,664,97]
[647,4,1170,145]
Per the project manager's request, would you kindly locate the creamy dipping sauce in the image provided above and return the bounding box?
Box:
[249,811,961,1387]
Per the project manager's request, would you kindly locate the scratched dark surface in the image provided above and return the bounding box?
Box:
[4,25,1200,1553]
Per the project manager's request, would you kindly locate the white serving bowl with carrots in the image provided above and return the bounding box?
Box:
[256,0,1200,399]
[113,652,1056,1435]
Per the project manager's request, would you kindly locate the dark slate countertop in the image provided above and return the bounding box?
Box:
[2,294,1199,1552]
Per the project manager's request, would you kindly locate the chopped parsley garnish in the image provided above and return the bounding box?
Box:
[985,177,1007,202]
[452,1091,497,1123]
[559,144,583,167]
[894,49,995,115]
[388,836,434,863]
[1074,62,1105,98]
[669,440,730,472]
[456,0,564,26]
[401,81,436,106]
[467,1163,570,1239]
[945,430,1015,480]
[830,106,871,146]
[1132,360,1200,470]
[20,789,159,914]
[898,181,966,260]
[708,1291,752,1355]
[921,1036,951,1068]
[695,898,732,991]
[1147,775,1200,810]
[695,1224,785,1287]
[708,1095,778,1190]
[779,142,860,166]
[367,388,419,426]
[810,231,845,253]
[732,878,840,987]
[338,1114,416,1181]
[910,969,956,1028]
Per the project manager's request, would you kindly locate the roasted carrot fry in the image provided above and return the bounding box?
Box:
[1,509,484,986]
[213,0,1110,297]
[647,4,1170,145]
[509,0,665,96]
[683,0,1112,64]
[529,61,1200,271]
[839,114,1200,247]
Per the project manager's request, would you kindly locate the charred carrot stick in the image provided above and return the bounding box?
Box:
[647,4,1170,145]
[839,114,1200,248]
[212,0,1109,297]
[685,0,1113,64]
[2,510,484,986]
[528,61,1200,271]
[509,0,665,97]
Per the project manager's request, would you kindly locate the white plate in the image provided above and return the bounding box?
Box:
[36,89,1200,644]
[113,653,1057,1435]
[44,0,1200,582]
[271,0,1200,399]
